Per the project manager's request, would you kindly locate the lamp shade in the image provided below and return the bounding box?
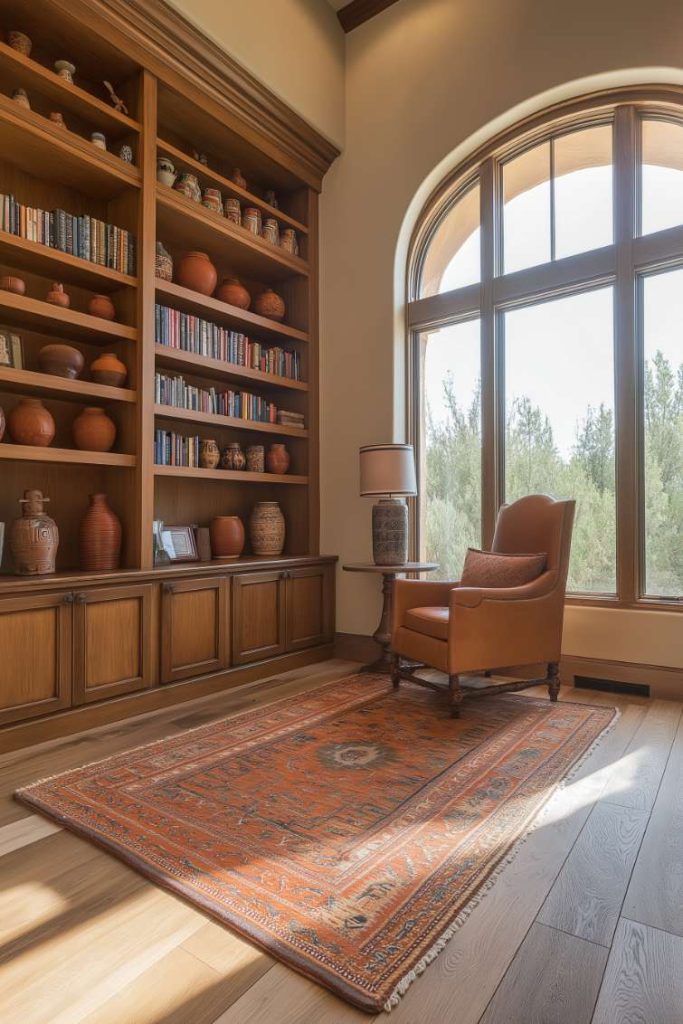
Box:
[359,443,417,497]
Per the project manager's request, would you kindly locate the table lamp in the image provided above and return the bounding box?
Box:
[359,443,417,565]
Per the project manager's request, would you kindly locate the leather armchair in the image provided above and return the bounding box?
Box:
[391,495,576,716]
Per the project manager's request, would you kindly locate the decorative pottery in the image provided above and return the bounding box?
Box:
[193,151,209,166]
[38,343,84,380]
[8,31,32,56]
[90,352,127,387]
[79,493,121,571]
[246,444,265,473]
[49,111,67,129]
[199,438,220,469]
[55,60,76,83]
[88,294,116,320]
[174,172,202,203]
[209,516,245,559]
[12,88,30,109]
[156,156,176,187]
[231,167,247,189]
[264,189,278,209]
[254,288,286,322]
[72,406,116,452]
[0,275,26,295]
[224,197,241,225]
[280,228,299,256]
[243,207,262,236]
[202,188,223,214]
[176,251,217,296]
[118,143,133,163]
[9,490,59,576]
[155,241,173,281]
[0,406,4,442]
[221,442,246,471]
[262,218,279,246]
[266,442,290,474]
[372,499,409,565]
[46,282,70,307]
[91,131,107,150]
[215,276,250,309]
[7,398,55,446]
[103,80,128,115]
[249,501,285,556]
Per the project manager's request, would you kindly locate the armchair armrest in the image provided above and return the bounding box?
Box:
[393,578,458,633]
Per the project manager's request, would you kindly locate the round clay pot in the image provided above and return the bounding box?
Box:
[7,398,55,446]
[249,502,285,556]
[199,438,220,469]
[46,282,70,307]
[176,251,217,296]
[221,442,246,471]
[79,493,121,571]
[209,516,245,559]
[72,406,116,452]
[254,288,286,322]
[88,294,116,320]
[266,442,290,474]
[0,406,5,442]
[8,31,32,56]
[0,275,26,295]
[90,352,127,387]
[9,490,59,576]
[215,276,251,309]
[38,343,84,380]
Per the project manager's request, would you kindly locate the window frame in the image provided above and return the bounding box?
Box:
[407,87,683,610]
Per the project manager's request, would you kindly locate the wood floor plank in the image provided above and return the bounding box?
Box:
[0,813,61,857]
[600,699,681,812]
[479,922,608,1024]
[622,714,683,937]
[592,918,683,1024]
[537,802,648,946]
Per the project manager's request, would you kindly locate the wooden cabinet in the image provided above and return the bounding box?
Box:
[161,577,228,683]
[72,585,154,705]
[0,592,72,725]
[232,571,287,665]
[286,564,335,651]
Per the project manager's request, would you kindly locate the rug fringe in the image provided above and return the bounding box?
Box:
[382,702,621,1012]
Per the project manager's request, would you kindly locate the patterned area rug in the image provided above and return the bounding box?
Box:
[16,676,617,1013]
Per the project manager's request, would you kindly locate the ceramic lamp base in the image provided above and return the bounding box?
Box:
[372,498,408,565]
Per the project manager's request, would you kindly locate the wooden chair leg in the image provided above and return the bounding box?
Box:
[390,652,401,690]
[449,673,463,717]
[547,661,560,702]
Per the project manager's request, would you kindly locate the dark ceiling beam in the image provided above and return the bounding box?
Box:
[337,0,402,33]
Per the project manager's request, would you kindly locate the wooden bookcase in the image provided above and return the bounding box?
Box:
[0,0,338,748]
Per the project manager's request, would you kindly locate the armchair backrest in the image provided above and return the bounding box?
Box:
[492,494,575,584]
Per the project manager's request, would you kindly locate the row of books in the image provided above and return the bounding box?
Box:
[155,304,302,381]
[154,430,201,468]
[0,193,136,275]
[155,372,279,424]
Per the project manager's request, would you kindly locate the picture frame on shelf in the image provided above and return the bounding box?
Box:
[0,330,23,368]
[160,524,198,562]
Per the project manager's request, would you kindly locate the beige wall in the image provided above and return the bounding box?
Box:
[167,0,345,147]
[320,0,683,668]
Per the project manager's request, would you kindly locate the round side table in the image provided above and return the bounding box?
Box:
[342,561,439,673]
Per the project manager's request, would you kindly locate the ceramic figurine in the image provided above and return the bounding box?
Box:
[262,218,279,246]
[224,197,241,225]
[118,143,133,163]
[91,131,107,150]
[221,442,246,471]
[243,207,262,236]
[156,156,176,187]
[8,31,32,56]
[280,228,299,256]
[201,188,223,214]
[155,241,173,281]
[193,151,208,166]
[264,189,278,209]
[54,60,76,84]
[9,490,59,576]
[231,167,247,189]
[103,80,128,115]
[174,172,202,203]
[12,88,30,110]
[46,282,70,307]
[49,111,67,129]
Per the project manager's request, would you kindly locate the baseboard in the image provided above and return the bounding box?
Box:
[334,632,379,664]
[561,655,683,700]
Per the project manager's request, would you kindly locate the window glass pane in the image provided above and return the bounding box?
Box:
[504,288,616,593]
[554,125,613,259]
[419,183,480,297]
[503,141,551,274]
[420,320,481,580]
[642,269,683,597]
[641,119,683,235]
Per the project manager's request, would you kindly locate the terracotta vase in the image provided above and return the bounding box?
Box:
[38,343,84,380]
[176,251,217,296]
[155,241,173,281]
[199,438,220,469]
[254,288,286,322]
[8,31,32,56]
[72,406,116,452]
[46,282,70,308]
[266,442,290,474]
[90,352,127,387]
[0,275,26,295]
[9,490,59,576]
[215,276,250,309]
[79,493,121,571]
[88,294,116,320]
[221,442,246,471]
[209,516,245,559]
[249,502,285,556]
[7,399,55,446]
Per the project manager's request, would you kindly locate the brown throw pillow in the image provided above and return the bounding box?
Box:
[460,548,546,588]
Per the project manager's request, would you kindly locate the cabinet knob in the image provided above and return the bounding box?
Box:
[162,582,175,594]
[62,592,75,605]
[281,570,289,579]
[74,592,87,604]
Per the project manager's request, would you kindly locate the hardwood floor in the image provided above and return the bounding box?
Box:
[1,661,682,1023]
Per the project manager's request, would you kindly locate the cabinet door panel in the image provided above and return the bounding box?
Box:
[0,593,72,724]
[286,565,335,651]
[232,572,286,665]
[73,585,153,704]
[161,578,227,684]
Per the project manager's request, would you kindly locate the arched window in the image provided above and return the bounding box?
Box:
[408,90,683,604]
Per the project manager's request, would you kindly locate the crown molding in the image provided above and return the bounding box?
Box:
[337,0,402,33]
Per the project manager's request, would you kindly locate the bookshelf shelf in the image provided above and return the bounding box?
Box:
[0,232,137,292]
[0,366,136,404]
[154,464,308,485]
[154,344,308,392]
[0,443,136,467]
[154,403,308,437]
[0,291,137,344]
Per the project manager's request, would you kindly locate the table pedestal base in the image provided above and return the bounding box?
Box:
[359,572,395,674]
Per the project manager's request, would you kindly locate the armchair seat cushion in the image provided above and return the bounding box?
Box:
[404,606,449,641]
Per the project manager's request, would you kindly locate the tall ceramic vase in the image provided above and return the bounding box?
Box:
[80,493,121,571]
[9,490,59,575]
[249,501,285,556]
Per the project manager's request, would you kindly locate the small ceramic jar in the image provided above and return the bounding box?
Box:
[201,188,223,214]
[174,172,202,203]
[243,207,262,236]
[280,228,299,256]
[200,438,220,469]
[221,442,246,472]
[49,111,67,129]
[246,444,265,473]
[12,88,30,109]
[262,218,279,246]
[88,294,116,320]
[118,144,133,163]
[155,241,173,281]
[46,282,70,308]
[264,189,278,209]
[8,31,32,56]
[224,197,242,225]
[231,167,247,189]
[54,60,75,84]
[156,157,176,187]
[91,131,107,150]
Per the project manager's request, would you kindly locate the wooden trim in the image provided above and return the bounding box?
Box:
[334,632,379,663]
[561,654,683,700]
[337,0,402,33]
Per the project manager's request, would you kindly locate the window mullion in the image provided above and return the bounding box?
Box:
[480,157,498,547]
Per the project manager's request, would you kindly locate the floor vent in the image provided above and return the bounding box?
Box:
[574,675,650,698]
